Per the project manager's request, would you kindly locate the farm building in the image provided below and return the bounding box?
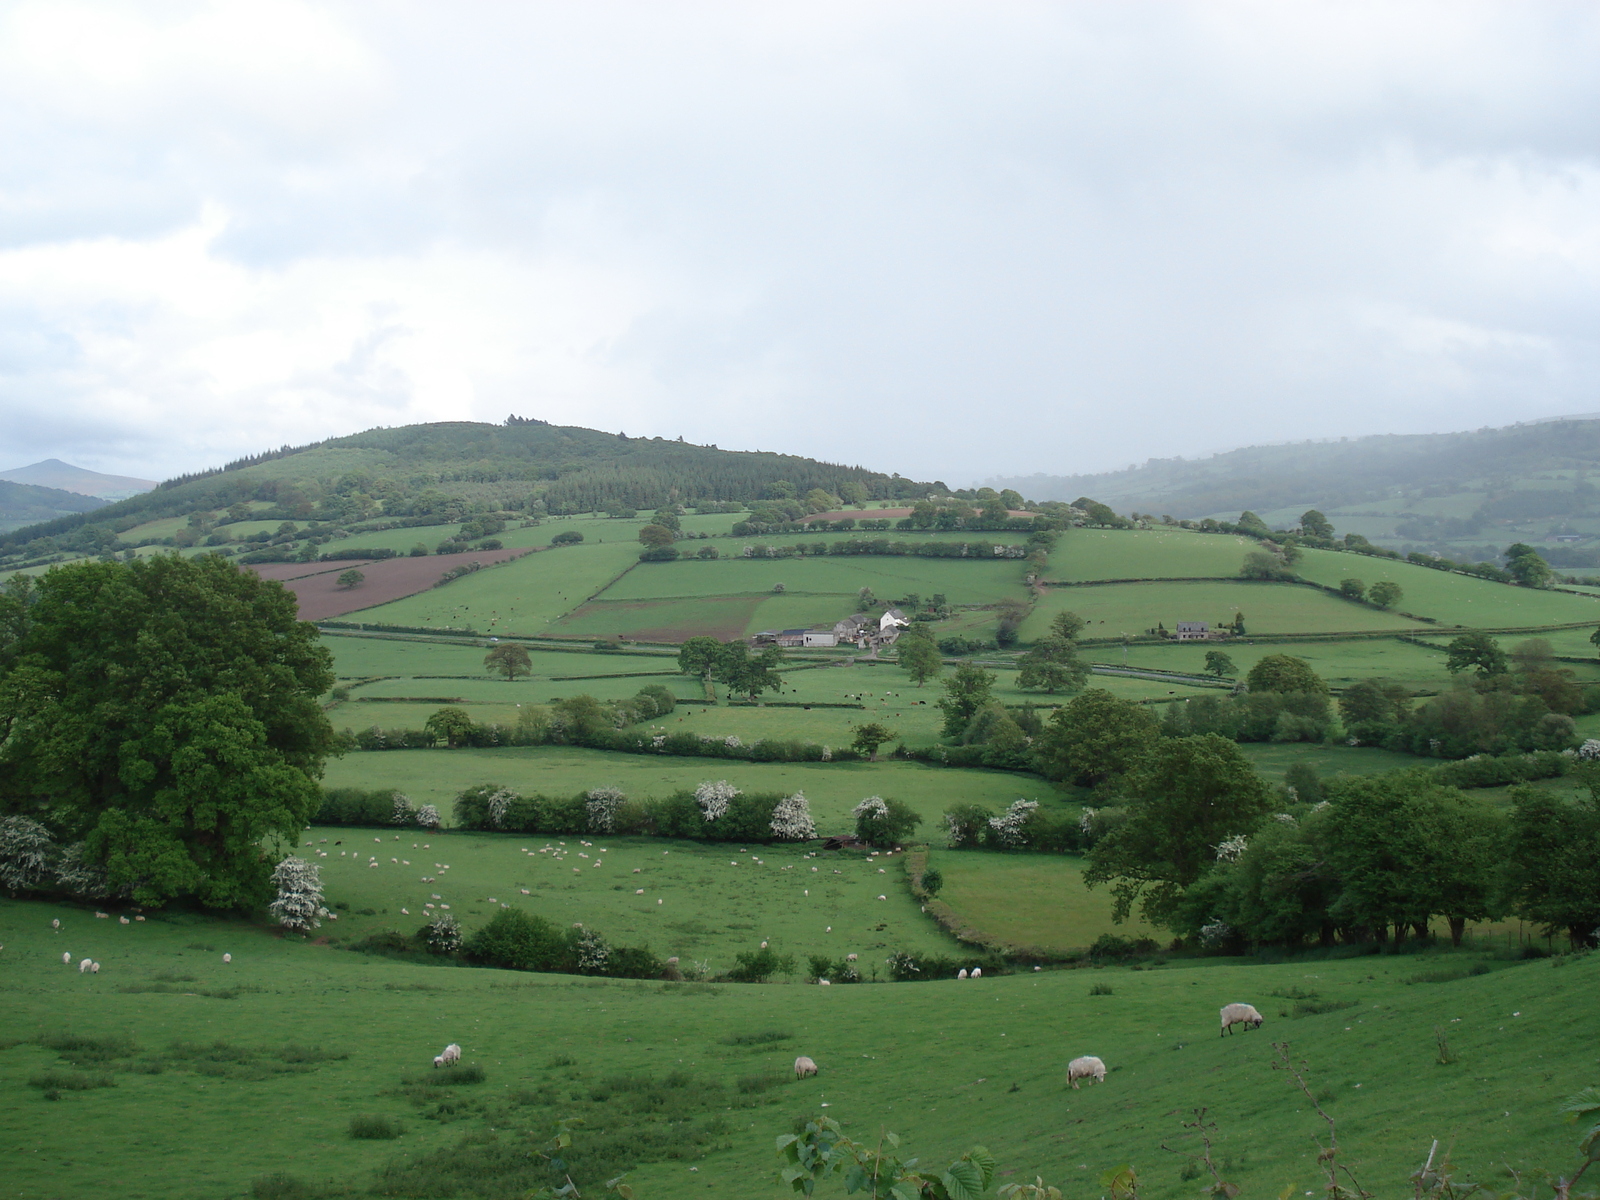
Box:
[1175,621,1211,640]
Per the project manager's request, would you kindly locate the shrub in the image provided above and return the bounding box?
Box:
[585,786,626,833]
[769,791,816,841]
[0,815,57,894]
[726,945,795,983]
[267,857,325,932]
[943,804,994,848]
[551,530,584,545]
[918,866,943,896]
[465,908,570,972]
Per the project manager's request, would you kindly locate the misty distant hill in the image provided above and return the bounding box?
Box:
[0,478,109,532]
[0,459,157,500]
[988,419,1600,514]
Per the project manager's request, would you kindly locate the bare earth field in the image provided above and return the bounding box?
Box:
[246,548,536,621]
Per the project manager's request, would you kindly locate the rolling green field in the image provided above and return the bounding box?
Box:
[1294,547,1600,628]
[2,895,1593,1200]
[927,849,1161,951]
[1050,528,1256,581]
[1108,636,1462,690]
[1023,580,1428,641]
[596,556,1028,607]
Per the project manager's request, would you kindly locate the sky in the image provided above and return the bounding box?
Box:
[1,1,1597,487]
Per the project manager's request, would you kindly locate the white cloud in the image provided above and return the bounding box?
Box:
[1,1,1597,481]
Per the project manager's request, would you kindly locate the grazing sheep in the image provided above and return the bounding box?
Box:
[62,951,72,964]
[119,916,130,925]
[435,1043,462,1067]
[794,1056,819,1078]
[1220,1003,1264,1036]
[90,962,100,974]
[433,1055,444,1068]
[95,912,108,919]
[1067,1055,1106,1089]
[222,953,232,964]
[957,969,968,980]
[846,953,858,962]
[971,967,982,979]
[79,958,92,973]
[52,919,60,930]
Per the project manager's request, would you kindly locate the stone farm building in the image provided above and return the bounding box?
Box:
[1175,621,1211,641]
[753,608,909,651]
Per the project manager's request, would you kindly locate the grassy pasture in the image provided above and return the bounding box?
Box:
[1,895,1592,1200]
[928,849,1161,951]
[596,556,1028,607]
[293,829,958,966]
[317,749,1061,829]
[341,542,643,634]
[1050,529,1256,582]
[1106,637,1461,690]
[1023,581,1428,641]
[326,635,677,681]
[1235,741,1435,785]
[1294,548,1600,628]
[549,595,770,642]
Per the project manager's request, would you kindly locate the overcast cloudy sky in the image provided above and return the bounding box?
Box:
[1,1,1597,485]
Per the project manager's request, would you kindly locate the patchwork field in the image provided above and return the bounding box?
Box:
[597,555,1029,607]
[2,895,1592,1200]
[338,541,644,635]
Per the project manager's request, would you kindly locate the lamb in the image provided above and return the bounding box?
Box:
[1219,1003,1264,1036]
[1067,1055,1106,1089]
[435,1043,462,1067]
[222,953,232,963]
[957,969,968,980]
[90,962,100,974]
[794,1056,819,1078]
[79,958,93,973]
[971,967,982,979]
[62,951,72,964]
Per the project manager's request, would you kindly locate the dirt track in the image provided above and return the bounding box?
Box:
[244,549,535,621]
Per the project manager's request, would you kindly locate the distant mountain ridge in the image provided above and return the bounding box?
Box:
[0,459,156,500]
[985,418,1600,519]
[0,479,109,533]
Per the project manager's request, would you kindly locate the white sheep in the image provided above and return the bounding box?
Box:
[957,968,968,980]
[435,1043,462,1067]
[846,953,858,962]
[971,967,982,979]
[818,978,831,986]
[119,916,130,925]
[1067,1055,1106,1089]
[52,918,60,930]
[794,1056,819,1078]
[79,958,93,973]
[62,951,72,964]
[1219,1003,1264,1036]
[90,962,100,974]
[433,1055,444,1068]
[222,953,232,964]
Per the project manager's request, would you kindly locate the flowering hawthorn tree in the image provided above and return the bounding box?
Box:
[268,856,325,931]
[391,794,415,824]
[0,816,57,895]
[415,805,441,830]
[586,787,625,833]
[770,792,816,841]
[695,780,740,822]
[987,799,1039,848]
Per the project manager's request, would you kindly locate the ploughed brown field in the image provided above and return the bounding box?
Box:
[244,548,535,620]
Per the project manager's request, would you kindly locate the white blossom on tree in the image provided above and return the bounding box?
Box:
[391,793,416,824]
[1199,919,1233,948]
[852,797,889,821]
[485,788,515,830]
[268,856,325,932]
[1215,834,1249,863]
[423,913,461,953]
[53,843,112,899]
[586,787,626,833]
[695,780,740,822]
[415,805,441,830]
[1578,739,1600,762]
[0,815,56,895]
[770,791,816,841]
[574,925,610,974]
[723,735,743,749]
[986,799,1039,848]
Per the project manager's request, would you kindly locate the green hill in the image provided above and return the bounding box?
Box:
[0,478,108,533]
[0,419,946,568]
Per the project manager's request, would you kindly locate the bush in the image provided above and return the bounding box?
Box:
[464,908,571,972]
[551,530,584,545]
[918,866,943,896]
[726,945,795,983]
[1088,933,1158,962]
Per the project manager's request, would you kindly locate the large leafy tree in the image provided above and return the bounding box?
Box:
[484,642,533,681]
[895,624,943,688]
[1034,688,1158,788]
[1245,654,1327,695]
[1083,733,1271,926]
[0,555,334,908]
[1016,635,1088,694]
[1445,632,1507,678]
[936,662,995,738]
[713,641,784,701]
[1504,782,1600,949]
